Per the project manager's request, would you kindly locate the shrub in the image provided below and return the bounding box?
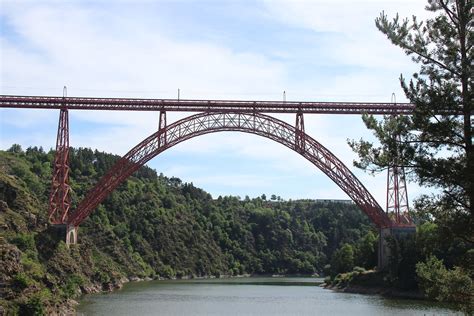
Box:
[12,272,34,290]
[18,296,45,316]
[353,266,366,273]
[10,233,36,252]
[160,265,175,278]
[330,244,354,276]
[63,275,85,298]
[21,256,44,280]
[416,256,473,313]
[332,272,353,288]
[94,270,111,284]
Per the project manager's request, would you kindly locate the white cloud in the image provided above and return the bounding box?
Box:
[260,0,429,101]
[262,0,430,34]
[0,0,432,209]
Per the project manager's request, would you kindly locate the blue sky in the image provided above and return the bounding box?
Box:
[1,0,430,207]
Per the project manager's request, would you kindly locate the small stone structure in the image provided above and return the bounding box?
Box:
[51,224,78,247]
[378,225,416,270]
[66,225,78,246]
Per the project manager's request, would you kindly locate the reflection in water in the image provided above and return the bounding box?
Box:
[77,277,460,316]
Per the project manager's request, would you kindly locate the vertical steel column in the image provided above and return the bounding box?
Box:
[295,111,305,153]
[386,164,409,224]
[158,110,167,147]
[386,94,410,225]
[48,107,71,224]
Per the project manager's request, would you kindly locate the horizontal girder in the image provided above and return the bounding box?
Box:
[0,95,414,114]
[67,111,393,228]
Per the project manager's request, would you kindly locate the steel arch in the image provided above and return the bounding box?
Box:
[68,111,392,228]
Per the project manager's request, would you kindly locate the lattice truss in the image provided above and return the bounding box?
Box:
[68,112,392,228]
[49,108,71,224]
[387,166,410,224]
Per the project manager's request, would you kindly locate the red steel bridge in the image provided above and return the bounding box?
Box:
[0,94,414,245]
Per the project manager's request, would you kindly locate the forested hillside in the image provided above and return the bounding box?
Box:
[0,145,377,314]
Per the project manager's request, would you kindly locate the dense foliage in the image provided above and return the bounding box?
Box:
[0,146,377,314]
[347,1,473,312]
[349,0,473,243]
[324,221,472,313]
[416,255,473,312]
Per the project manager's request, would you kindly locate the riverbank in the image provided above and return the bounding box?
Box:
[323,269,425,300]
[325,283,424,300]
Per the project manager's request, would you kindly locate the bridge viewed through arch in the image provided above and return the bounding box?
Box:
[67,111,392,228]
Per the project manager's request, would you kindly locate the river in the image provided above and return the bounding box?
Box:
[77,277,459,315]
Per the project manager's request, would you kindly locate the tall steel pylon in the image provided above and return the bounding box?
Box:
[386,94,411,225]
[386,161,410,224]
[48,87,71,224]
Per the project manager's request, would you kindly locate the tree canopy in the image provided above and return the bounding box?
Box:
[349,0,473,243]
[1,146,382,312]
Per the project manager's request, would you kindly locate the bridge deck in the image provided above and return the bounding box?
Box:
[0,95,414,114]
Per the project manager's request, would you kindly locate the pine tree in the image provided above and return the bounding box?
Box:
[349,0,473,243]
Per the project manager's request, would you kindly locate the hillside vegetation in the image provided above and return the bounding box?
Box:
[0,146,377,314]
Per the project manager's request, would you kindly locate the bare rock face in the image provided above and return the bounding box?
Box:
[128,276,143,282]
[80,283,102,294]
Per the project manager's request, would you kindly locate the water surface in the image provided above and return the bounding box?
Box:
[77,277,459,315]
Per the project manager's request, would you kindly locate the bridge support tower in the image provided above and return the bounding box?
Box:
[378,167,415,270]
[49,107,71,223]
[378,225,416,269]
[378,119,415,269]
[48,98,76,245]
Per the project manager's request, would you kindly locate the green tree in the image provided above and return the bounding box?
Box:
[355,230,378,269]
[416,256,473,314]
[7,144,23,154]
[331,243,355,275]
[416,222,441,260]
[349,0,473,243]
